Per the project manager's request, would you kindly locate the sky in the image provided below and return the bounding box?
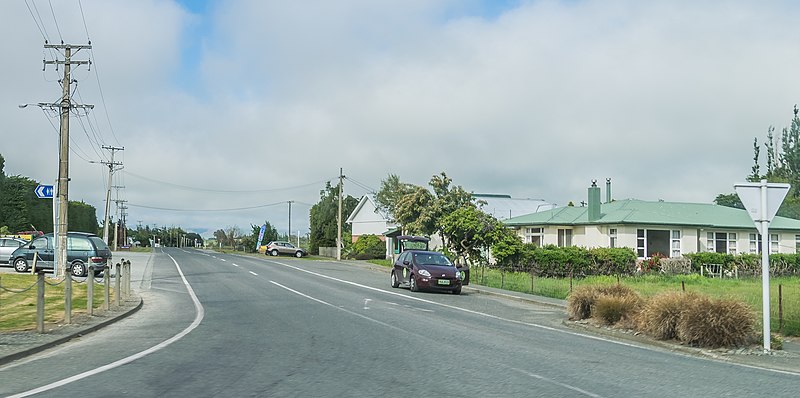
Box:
[2,0,800,239]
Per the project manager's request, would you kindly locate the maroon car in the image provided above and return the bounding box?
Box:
[390,250,463,295]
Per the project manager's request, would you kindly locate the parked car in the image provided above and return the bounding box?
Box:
[390,250,463,294]
[0,237,27,264]
[7,232,112,277]
[264,241,307,258]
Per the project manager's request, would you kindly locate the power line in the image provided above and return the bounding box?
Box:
[77,0,90,42]
[24,0,47,41]
[48,0,63,43]
[123,170,336,193]
[127,201,288,212]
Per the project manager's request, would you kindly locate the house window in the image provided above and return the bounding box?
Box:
[771,233,779,254]
[557,229,572,247]
[748,233,779,253]
[707,232,736,254]
[637,229,645,257]
[609,228,618,248]
[796,235,800,253]
[671,230,681,257]
[525,228,544,247]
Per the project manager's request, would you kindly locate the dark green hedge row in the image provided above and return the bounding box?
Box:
[685,252,800,276]
[499,245,637,277]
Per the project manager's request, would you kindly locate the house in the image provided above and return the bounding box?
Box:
[346,195,395,243]
[503,181,800,258]
[346,193,556,259]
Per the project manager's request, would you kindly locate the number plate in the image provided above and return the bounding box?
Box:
[437,279,450,286]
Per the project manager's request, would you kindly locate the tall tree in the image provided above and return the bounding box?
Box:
[375,174,416,222]
[309,181,357,254]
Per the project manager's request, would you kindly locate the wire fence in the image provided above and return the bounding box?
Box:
[0,260,131,332]
[470,265,800,336]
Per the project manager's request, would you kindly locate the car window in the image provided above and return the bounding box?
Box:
[31,237,51,250]
[68,236,93,250]
[89,236,110,250]
[414,253,453,266]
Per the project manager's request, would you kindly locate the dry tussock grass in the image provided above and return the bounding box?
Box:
[637,291,700,340]
[593,294,642,325]
[676,296,756,348]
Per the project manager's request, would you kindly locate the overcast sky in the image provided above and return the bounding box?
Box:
[3,0,800,238]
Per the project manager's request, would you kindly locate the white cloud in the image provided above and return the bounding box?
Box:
[2,0,800,237]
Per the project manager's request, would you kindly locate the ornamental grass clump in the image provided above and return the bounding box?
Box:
[637,291,699,340]
[675,296,756,348]
[593,294,642,325]
[567,283,639,321]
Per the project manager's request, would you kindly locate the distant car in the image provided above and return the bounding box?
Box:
[0,237,27,264]
[7,232,112,277]
[390,250,463,295]
[265,241,307,258]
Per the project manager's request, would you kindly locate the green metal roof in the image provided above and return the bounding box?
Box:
[503,199,800,231]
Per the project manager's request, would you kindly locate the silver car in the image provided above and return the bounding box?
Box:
[0,237,28,264]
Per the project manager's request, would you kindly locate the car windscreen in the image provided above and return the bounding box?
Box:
[89,236,111,251]
[413,253,453,266]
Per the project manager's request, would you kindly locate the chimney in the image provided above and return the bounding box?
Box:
[588,180,601,221]
[606,178,612,203]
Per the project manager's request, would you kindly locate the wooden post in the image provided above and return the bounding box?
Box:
[115,262,121,307]
[103,266,110,311]
[87,267,94,316]
[36,272,45,333]
[64,266,72,324]
[779,284,784,335]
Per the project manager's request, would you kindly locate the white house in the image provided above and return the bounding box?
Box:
[503,182,800,258]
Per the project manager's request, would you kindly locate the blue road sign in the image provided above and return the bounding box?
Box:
[35,184,54,199]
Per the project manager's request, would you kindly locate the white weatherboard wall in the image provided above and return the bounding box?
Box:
[347,196,394,241]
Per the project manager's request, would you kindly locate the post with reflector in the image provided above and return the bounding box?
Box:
[734,179,790,352]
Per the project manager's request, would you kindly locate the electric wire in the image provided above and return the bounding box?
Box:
[24,0,47,41]
[127,201,288,212]
[344,176,377,194]
[77,0,90,42]
[123,170,336,193]
[48,0,63,43]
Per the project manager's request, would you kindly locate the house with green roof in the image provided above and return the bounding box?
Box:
[503,181,800,258]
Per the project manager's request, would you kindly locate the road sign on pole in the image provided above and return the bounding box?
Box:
[734,180,790,352]
[35,184,54,199]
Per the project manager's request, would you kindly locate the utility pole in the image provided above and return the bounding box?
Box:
[44,43,92,277]
[288,201,293,243]
[100,146,124,245]
[113,198,128,250]
[337,168,344,261]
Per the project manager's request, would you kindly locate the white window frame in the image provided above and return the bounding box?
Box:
[670,230,681,257]
[707,232,736,254]
[525,227,544,246]
[609,228,618,248]
[748,233,779,254]
[557,228,572,247]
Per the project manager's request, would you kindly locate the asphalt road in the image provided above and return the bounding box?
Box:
[1,248,799,397]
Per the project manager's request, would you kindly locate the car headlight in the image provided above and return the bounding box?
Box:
[456,271,463,279]
[418,269,431,277]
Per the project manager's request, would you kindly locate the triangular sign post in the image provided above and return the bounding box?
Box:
[734,180,790,352]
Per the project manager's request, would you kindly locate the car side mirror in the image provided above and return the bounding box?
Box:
[402,260,410,266]
[29,245,36,250]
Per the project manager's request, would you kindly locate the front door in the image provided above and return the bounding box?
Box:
[28,236,54,271]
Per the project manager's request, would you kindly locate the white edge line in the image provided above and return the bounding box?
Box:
[268,259,800,378]
[10,253,205,398]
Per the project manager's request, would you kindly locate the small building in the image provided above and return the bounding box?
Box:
[503,182,800,258]
[346,195,396,243]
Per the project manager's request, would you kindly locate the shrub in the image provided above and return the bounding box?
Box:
[567,285,598,320]
[593,294,642,325]
[676,296,756,348]
[349,235,386,260]
[595,283,637,298]
[638,292,699,340]
[659,257,692,275]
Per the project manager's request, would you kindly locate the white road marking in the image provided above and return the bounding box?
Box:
[233,263,240,267]
[8,254,205,398]
[269,260,800,378]
[249,271,258,276]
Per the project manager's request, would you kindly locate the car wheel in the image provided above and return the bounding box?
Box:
[271,249,279,256]
[390,271,400,288]
[295,251,303,258]
[409,275,419,292]
[13,258,28,273]
[70,262,87,277]
[452,286,462,295]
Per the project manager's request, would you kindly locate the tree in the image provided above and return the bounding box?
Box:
[309,181,357,254]
[375,174,416,222]
[713,193,744,210]
[241,222,279,252]
[440,206,504,266]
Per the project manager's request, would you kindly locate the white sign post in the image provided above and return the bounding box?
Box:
[734,180,790,352]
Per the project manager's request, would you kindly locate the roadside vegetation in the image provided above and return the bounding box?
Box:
[0,273,112,331]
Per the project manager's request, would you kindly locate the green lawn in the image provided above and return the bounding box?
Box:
[0,274,113,331]
[472,267,800,336]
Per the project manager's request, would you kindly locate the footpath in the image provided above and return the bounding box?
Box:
[2,254,798,374]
